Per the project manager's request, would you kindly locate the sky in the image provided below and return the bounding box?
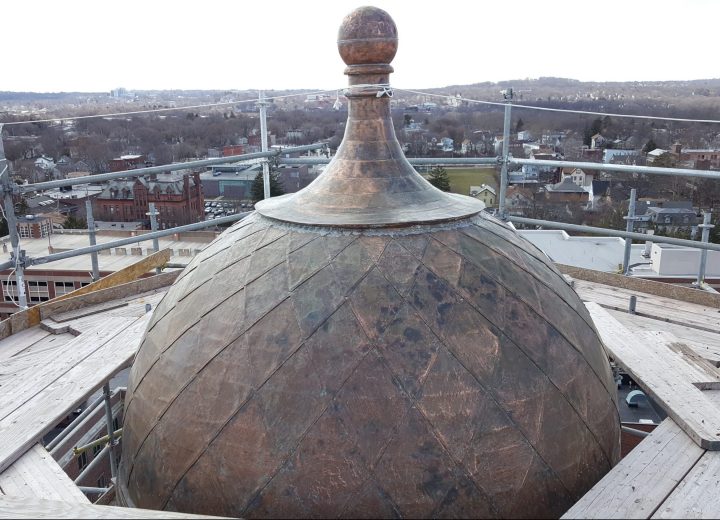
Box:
[4,0,720,93]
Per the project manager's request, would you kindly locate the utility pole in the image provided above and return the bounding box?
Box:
[0,125,28,308]
[258,90,271,200]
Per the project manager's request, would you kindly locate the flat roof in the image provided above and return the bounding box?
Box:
[0,230,219,273]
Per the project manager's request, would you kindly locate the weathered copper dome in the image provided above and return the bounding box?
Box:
[118,6,620,518]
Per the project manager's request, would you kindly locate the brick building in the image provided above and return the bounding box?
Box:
[108,154,147,172]
[95,171,204,228]
[16,215,53,239]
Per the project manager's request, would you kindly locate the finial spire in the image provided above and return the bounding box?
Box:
[255,6,483,228]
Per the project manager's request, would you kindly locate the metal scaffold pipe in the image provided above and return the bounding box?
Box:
[258,90,271,199]
[0,125,28,308]
[696,211,714,287]
[510,157,720,180]
[85,200,100,281]
[147,202,161,275]
[508,215,720,252]
[498,92,512,218]
[622,188,637,275]
[27,211,251,267]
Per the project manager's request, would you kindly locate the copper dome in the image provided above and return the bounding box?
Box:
[118,6,620,518]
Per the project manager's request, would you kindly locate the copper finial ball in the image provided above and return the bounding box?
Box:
[338,6,398,66]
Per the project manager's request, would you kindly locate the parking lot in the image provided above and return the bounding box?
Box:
[203,198,250,220]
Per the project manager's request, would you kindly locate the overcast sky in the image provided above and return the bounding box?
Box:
[4,0,719,93]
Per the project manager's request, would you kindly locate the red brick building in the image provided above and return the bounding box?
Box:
[95,171,204,228]
[222,145,245,157]
[16,215,53,239]
[108,154,147,172]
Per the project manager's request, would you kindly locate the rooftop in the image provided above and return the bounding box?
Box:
[0,230,217,274]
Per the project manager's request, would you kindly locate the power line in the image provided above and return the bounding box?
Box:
[0,89,336,126]
[395,87,720,125]
[4,83,720,127]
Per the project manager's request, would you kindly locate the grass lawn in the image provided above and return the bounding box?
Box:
[421,167,498,196]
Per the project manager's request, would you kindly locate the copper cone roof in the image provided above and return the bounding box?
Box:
[256,6,483,228]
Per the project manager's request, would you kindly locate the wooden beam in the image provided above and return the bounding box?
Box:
[587,302,720,450]
[0,495,229,518]
[0,444,89,504]
[0,250,172,339]
[562,419,705,519]
[607,308,720,367]
[652,451,720,519]
[0,314,150,475]
[558,264,720,309]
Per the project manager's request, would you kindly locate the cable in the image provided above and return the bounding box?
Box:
[9,82,719,127]
[0,89,338,126]
[396,87,720,125]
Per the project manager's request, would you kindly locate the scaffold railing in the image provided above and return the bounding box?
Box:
[1,87,719,310]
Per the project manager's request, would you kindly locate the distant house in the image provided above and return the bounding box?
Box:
[34,156,55,170]
[561,167,594,188]
[505,186,535,214]
[222,145,245,157]
[109,154,147,172]
[634,200,698,232]
[672,144,720,169]
[592,180,611,198]
[545,177,589,203]
[469,184,496,207]
[517,130,532,141]
[646,207,698,230]
[460,139,473,155]
[286,130,304,142]
[603,149,641,164]
[440,137,454,152]
[591,133,606,149]
[646,148,670,164]
[541,131,565,146]
[580,147,603,163]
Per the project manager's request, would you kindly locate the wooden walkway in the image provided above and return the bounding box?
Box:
[564,279,720,518]
[0,271,225,518]
[1,260,719,517]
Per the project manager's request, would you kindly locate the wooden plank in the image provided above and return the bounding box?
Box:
[0,250,172,337]
[558,263,720,309]
[0,317,134,421]
[576,279,720,321]
[661,337,720,386]
[0,496,227,518]
[652,451,720,519]
[587,302,720,450]
[0,328,51,362]
[39,271,177,321]
[0,444,89,504]
[608,309,720,367]
[0,314,150,474]
[7,333,76,361]
[578,283,720,333]
[51,301,129,323]
[562,419,705,519]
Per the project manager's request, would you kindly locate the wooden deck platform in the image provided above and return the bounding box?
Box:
[0,258,719,518]
[562,274,720,518]
[0,267,225,518]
